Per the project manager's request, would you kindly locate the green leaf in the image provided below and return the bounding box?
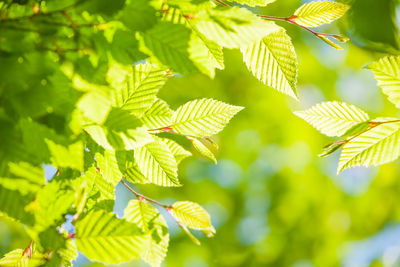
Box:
[59,238,78,267]
[0,248,45,267]
[0,185,35,224]
[137,22,198,74]
[366,55,400,108]
[170,201,215,233]
[120,0,158,32]
[95,150,123,186]
[0,162,45,195]
[338,119,400,173]
[228,0,275,6]
[75,210,145,264]
[172,98,243,138]
[241,29,298,99]
[294,101,370,137]
[29,181,75,232]
[134,137,180,186]
[291,0,350,28]
[194,7,280,49]
[141,98,174,129]
[46,140,84,172]
[161,138,192,164]
[189,29,225,78]
[77,91,112,125]
[85,125,154,151]
[124,199,169,267]
[114,63,169,117]
[191,138,217,163]
[125,162,149,184]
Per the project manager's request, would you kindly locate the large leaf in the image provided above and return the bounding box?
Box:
[338,119,400,173]
[241,29,298,99]
[138,22,198,75]
[133,137,180,186]
[194,7,280,49]
[366,55,400,108]
[124,200,169,267]
[75,210,145,264]
[114,63,169,117]
[172,98,243,137]
[294,101,370,137]
[292,0,350,28]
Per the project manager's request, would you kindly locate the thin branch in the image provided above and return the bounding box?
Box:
[120,179,170,208]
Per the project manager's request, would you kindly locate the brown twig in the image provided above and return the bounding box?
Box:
[120,179,170,208]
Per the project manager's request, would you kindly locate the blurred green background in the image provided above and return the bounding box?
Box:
[2,0,400,266]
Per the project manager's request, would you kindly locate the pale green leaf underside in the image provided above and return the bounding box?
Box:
[134,137,180,186]
[124,200,169,267]
[172,201,215,232]
[292,0,350,28]
[338,119,400,173]
[195,7,280,49]
[75,210,145,264]
[191,138,217,163]
[367,55,400,108]
[241,29,298,99]
[172,98,243,138]
[294,101,369,137]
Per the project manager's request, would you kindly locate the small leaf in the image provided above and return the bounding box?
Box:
[317,35,343,50]
[294,101,369,137]
[191,138,217,163]
[170,201,215,232]
[291,1,350,28]
[318,142,344,157]
[172,98,243,138]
